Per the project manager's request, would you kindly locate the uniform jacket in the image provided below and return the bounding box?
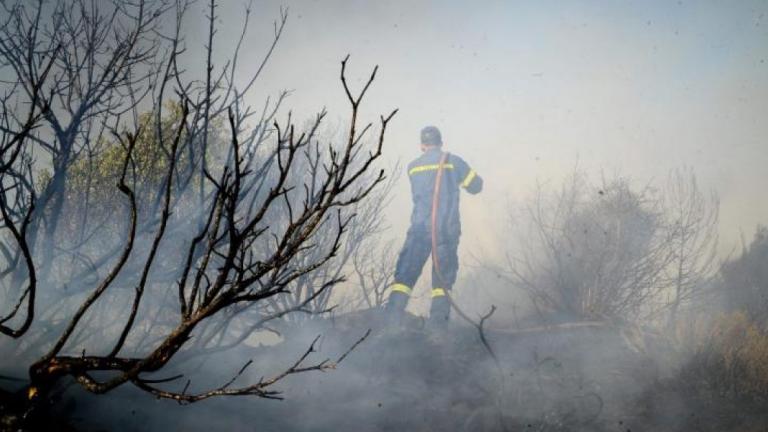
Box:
[406,148,483,238]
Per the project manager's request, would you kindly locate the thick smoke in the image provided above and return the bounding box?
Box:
[1,1,767,432]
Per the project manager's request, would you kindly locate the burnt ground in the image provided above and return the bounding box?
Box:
[5,309,768,431]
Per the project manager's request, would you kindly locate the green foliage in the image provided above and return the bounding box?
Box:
[48,101,227,252]
[66,101,190,204]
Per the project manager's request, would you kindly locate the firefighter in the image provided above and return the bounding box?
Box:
[385,125,483,328]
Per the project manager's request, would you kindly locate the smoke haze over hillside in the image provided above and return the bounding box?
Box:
[1,1,767,431]
[189,0,768,261]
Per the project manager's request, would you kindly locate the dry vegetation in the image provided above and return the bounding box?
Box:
[682,312,768,401]
[0,1,766,431]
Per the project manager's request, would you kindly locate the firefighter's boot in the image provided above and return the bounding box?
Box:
[384,290,409,330]
[427,294,451,327]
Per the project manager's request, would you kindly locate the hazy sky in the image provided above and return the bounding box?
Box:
[187,0,767,256]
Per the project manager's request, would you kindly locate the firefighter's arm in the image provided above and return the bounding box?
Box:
[454,156,483,194]
[460,168,483,194]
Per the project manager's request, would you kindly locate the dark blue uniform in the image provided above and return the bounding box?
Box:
[386,147,483,324]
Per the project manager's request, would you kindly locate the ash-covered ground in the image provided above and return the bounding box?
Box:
[38,309,767,432]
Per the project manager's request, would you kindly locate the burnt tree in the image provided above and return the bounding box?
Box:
[0,0,396,427]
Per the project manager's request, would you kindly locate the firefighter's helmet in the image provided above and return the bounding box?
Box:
[420,126,442,146]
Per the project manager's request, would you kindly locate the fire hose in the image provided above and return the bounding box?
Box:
[430,152,498,361]
[432,152,507,431]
